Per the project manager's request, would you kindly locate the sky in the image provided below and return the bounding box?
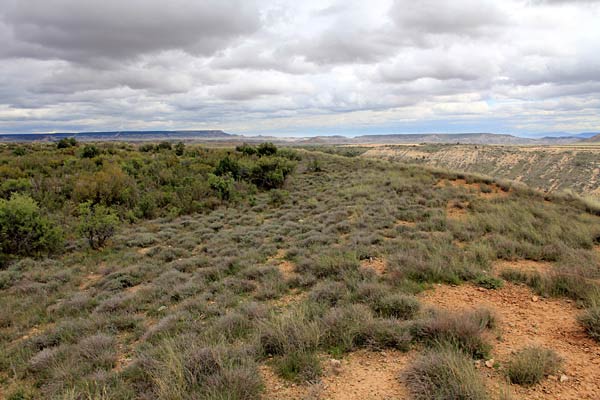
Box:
[0,0,599,137]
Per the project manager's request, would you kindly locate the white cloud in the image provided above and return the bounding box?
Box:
[0,0,599,135]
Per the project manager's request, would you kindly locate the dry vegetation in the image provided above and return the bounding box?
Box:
[1,142,600,399]
[363,143,600,199]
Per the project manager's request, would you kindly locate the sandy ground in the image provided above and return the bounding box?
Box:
[260,279,600,400]
[420,282,600,400]
[261,350,414,400]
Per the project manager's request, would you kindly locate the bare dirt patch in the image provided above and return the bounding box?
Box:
[137,246,153,255]
[78,273,103,290]
[394,219,416,228]
[360,257,386,276]
[446,201,469,220]
[420,283,600,400]
[261,350,413,400]
[438,178,510,199]
[493,259,554,276]
[269,289,307,308]
[268,249,297,279]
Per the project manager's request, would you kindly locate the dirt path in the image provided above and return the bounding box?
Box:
[420,283,600,399]
[261,350,413,400]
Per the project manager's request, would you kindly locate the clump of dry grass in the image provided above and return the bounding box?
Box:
[506,346,562,386]
[403,347,488,400]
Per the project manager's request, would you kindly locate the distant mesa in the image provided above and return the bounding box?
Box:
[0,130,234,142]
[583,133,600,143]
[0,130,596,145]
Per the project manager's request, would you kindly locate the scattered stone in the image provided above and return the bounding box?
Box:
[532,295,539,302]
[330,359,342,375]
[157,305,167,312]
[485,359,495,368]
[560,374,569,383]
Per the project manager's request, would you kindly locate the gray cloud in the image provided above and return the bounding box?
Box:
[0,0,260,62]
[0,0,599,135]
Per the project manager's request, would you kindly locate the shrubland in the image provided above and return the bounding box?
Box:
[0,142,599,399]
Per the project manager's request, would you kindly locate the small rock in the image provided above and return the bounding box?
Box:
[560,374,569,383]
[485,359,495,368]
[157,305,167,312]
[532,296,539,302]
[330,359,342,375]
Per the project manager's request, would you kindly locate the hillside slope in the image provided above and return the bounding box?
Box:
[363,144,600,198]
[1,147,600,399]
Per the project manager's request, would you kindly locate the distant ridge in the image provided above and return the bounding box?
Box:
[299,132,581,145]
[0,130,234,142]
[583,134,600,143]
[0,130,591,145]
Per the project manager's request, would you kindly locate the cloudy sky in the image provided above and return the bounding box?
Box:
[1,0,599,136]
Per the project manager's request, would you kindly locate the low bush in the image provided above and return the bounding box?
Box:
[579,306,600,342]
[308,280,349,306]
[371,293,421,320]
[320,303,373,353]
[403,347,488,400]
[78,201,119,249]
[475,275,504,290]
[365,319,413,351]
[150,340,263,400]
[412,308,495,359]
[273,350,321,382]
[0,193,63,260]
[507,346,562,386]
[258,307,321,356]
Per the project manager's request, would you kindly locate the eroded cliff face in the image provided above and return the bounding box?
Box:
[363,144,600,197]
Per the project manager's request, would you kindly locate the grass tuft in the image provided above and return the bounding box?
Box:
[506,346,562,386]
[403,347,488,400]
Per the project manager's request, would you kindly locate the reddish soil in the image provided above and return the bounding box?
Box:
[261,350,413,400]
[493,259,554,275]
[446,201,469,220]
[360,257,386,276]
[269,249,296,279]
[437,178,510,199]
[394,220,416,228]
[78,273,102,290]
[420,283,600,400]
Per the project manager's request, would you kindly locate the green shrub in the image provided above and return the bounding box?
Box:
[0,178,32,198]
[215,156,241,180]
[258,307,321,356]
[174,142,185,156]
[507,346,562,386]
[269,189,289,206]
[77,201,119,249]
[12,146,26,156]
[0,193,63,259]
[403,347,488,400]
[413,309,494,359]
[81,144,99,158]
[308,280,348,306]
[57,137,77,149]
[579,306,600,342]
[235,143,257,156]
[475,275,504,290]
[320,304,373,353]
[273,350,321,382]
[157,141,172,150]
[372,293,421,319]
[365,319,413,351]
[257,142,277,156]
[249,157,295,189]
[208,173,235,201]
